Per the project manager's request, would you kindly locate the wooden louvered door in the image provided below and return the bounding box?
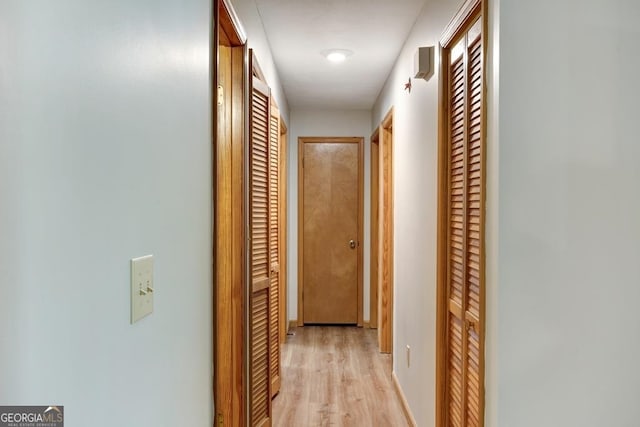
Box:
[438,1,485,426]
[268,102,281,398]
[249,73,272,427]
[463,19,484,427]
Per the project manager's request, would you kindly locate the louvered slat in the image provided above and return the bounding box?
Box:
[269,275,279,390]
[448,52,467,427]
[250,290,270,424]
[269,110,280,264]
[466,35,483,321]
[448,314,464,427]
[252,86,270,283]
[466,329,481,427]
[449,56,466,306]
[269,106,281,397]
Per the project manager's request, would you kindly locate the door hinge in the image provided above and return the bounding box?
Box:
[217,85,224,106]
[217,413,223,426]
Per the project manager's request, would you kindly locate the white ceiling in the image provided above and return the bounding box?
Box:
[254,0,427,110]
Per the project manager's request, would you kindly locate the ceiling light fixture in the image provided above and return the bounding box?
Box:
[322,49,353,63]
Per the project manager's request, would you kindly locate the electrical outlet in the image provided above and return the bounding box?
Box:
[131,255,154,323]
[406,345,411,367]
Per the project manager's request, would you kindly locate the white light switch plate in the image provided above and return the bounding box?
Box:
[131,255,154,323]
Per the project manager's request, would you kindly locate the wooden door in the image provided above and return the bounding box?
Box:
[249,72,272,427]
[268,102,281,397]
[299,137,363,325]
[437,1,485,426]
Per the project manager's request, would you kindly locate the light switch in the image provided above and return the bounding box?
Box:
[131,255,154,323]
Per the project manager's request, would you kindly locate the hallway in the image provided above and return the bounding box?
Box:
[3,0,640,425]
[273,327,409,427]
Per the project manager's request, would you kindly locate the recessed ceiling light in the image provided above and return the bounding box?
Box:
[322,49,353,63]
[327,52,346,62]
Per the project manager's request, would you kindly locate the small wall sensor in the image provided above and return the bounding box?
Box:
[414,46,434,81]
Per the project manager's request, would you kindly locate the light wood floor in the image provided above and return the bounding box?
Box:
[272,326,409,427]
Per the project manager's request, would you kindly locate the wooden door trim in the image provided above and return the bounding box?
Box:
[213,0,247,425]
[357,138,365,327]
[219,0,246,46]
[369,129,380,330]
[297,136,365,327]
[435,0,486,425]
[378,109,394,353]
[252,58,267,83]
[279,118,288,343]
[439,0,481,48]
[297,139,303,327]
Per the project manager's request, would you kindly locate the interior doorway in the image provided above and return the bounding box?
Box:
[213,0,247,425]
[369,130,380,330]
[297,137,364,326]
[436,0,487,425]
[371,109,394,354]
[278,118,288,344]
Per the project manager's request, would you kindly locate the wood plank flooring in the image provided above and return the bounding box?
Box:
[272,326,409,427]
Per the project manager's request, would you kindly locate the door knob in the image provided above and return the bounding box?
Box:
[349,240,356,249]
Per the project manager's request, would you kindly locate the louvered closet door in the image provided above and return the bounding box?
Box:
[249,74,272,427]
[269,103,281,398]
[445,16,484,427]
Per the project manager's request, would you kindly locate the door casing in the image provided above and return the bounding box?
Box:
[213,0,247,426]
[377,110,394,354]
[278,120,288,343]
[369,128,380,330]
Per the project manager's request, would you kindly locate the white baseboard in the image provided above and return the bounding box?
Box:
[392,371,417,427]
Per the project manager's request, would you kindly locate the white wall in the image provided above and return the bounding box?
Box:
[229,0,290,124]
[484,0,500,425]
[0,1,213,426]
[372,0,469,425]
[287,109,372,323]
[494,0,640,425]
